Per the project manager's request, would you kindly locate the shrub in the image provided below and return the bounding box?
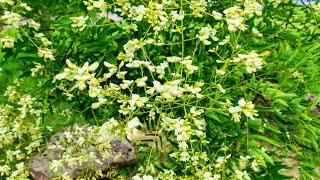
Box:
[0,0,319,179]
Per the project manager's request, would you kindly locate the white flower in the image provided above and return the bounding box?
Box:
[228,106,241,115]
[116,71,127,79]
[216,69,226,75]
[226,17,247,32]
[123,39,142,54]
[217,84,226,94]
[232,51,264,73]
[184,83,202,94]
[0,165,11,176]
[251,160,260,172]
[156,62,168,78]
[229,98,258,122]
[54,60,99,91]
[126,117,144,141]
[153,81,164,92]
[142,175,153,180]
[185,64,199,74]
[0,0,14,5]
[241,101,258,120]
[189,0,207,17]
[1,36,14,48]
[130,5,146,21]
[127,117,142,129]
[234,169,250,180]
[50,159,63,172]
[31,62,45,77]
[244,0,264,16]
[223,6,247,32]
[180,57,199,74]
[167,56,182,63]
[177,131,191,142]
[104,61,117,69]
[219,35,230,46]
[135,76,148,87]
[19,3,32,11]
[171,10,184,22]
[190,107,204,116]
[91,98,106,109]
[132,175,153,180]
[196,130,205,137]
[126,60,143,68]
[212,10,223,20]
[228,106,242,122]
[92,0,107,9]
[128,94,148,108]
[252,28,263,37]
[203,172,214,180]
[0,11,21,26]
[120,80,133,89]
[107,12,123,22]
[27,19,41,30]
[97,11,123,21]
[88,86,102,97]
[70,16,89,31]
[132,175,143,180]
[179,151,190,162]
[38,48,55,60]
[178,141,188,149]
[244,51,264,73]
[238,98,246,107]
[109,83,120,91]
[197,25,218,45]
[215,154,231,168]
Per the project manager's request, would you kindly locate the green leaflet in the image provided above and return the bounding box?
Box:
[251,135,283,148]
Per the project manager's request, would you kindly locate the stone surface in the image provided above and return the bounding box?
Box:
[29,126,136,179]
[305,94,320,115]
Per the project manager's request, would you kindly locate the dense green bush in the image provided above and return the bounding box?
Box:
[0,0,319,179]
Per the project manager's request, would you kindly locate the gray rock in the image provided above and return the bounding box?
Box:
[310,106,320,115]
[304,93,317,102]
[29,126,136,179]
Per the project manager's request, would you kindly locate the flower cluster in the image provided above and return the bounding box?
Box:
[190,0,207,17]
[70,16,89,31]
[0,36,14,48]
[223,0,263,32]
[54,59,99,90]
[228,98,258,122]
[84,0,107,11]
[30,62,46,77]
[159,107,207,164]
[125,117,144,142]
[0,0,55,71]
[34,32,55,60]
[232,51,265,73]
[0,84,46,179]
[197,24,219,45]
[0,2,40,50]
[0,11,22,27]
